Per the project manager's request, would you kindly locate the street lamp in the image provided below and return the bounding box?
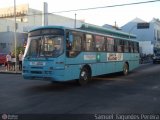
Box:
[14,0,17,72]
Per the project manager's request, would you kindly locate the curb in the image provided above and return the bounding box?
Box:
[0,71,22,74]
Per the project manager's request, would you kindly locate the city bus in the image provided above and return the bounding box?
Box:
[22,24,139,85]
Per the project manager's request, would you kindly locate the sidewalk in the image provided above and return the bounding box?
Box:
[0,65,22,74]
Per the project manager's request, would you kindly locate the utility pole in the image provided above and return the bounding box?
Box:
[14,0,17,72]
[42,2,48,26]
[74,13,77,28]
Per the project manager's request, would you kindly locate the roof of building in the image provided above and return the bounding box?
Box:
[131,18,147,23]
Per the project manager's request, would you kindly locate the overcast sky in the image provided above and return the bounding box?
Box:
[0,0,160,27]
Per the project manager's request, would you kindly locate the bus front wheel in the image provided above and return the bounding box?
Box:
[123,63,129,75]
[78,67,91,86]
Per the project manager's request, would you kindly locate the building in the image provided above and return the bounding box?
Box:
[0,4,83,53]
[121,17,160,55]
[0,32,27,53]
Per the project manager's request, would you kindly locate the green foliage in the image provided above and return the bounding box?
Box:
[12,46,25,57]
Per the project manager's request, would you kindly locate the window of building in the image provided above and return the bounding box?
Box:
[157,30,160,41]
[0,43,6,48]
[137,23,150,29]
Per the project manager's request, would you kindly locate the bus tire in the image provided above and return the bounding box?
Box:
[78,67,91,86]
[123,63,129,75]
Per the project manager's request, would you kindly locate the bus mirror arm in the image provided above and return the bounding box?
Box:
[69,33,73,43]
[25,56,30,60]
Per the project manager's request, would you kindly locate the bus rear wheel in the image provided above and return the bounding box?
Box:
[123,63,129,75]
[78,67,91,86]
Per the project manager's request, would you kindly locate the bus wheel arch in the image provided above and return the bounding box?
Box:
[78,65,92,86]
[123,62,129,75]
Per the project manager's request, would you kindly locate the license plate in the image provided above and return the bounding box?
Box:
[30,61,46,66]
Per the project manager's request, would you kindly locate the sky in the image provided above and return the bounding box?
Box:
[0,0,160,27]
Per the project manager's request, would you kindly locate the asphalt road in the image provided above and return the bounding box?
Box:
[0,63,160,119]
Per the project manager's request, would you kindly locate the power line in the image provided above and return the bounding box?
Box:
[52,0,160,13]
[0,0,160,18]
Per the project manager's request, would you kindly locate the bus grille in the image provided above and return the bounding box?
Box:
[31,67,43,69]
[31,71,42,74]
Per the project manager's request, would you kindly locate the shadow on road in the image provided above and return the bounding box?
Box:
[25,72,130,94]
[26,81,79,93]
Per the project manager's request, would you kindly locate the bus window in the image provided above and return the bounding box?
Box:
[95,35,105,51]
[44,36,63,57]
[25,35,63,58]
[83,34,94,51]
[107,37,115,52]
[66,32,82,57]
[137,42,139,53]
[134,42,139,53]
[120,40,124,52]
[115,39,123,52]
[124,41,129,52]
[129,41,134,53]
[72,35,82,51]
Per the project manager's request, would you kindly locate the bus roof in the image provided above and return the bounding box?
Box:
[29,25,137,41]
[79,23,136,39]
[29,26,66,32]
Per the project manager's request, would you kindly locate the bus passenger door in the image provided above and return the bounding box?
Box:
[65,31,83,80]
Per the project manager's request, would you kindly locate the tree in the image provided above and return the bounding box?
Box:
[12,46,25,58]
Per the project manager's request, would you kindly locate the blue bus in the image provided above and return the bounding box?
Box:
[22,24,139,85]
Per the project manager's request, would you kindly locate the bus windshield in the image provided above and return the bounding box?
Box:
[24,35,63,58]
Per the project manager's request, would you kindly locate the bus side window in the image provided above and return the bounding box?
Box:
[66,32,72,57]
[116,39,124,53]
[124,41,129,53]
[106,37,114,52]
[129,41,134,53]
[66,32,82,57]
[121,40,124,52]
[134,42,139,53]
[137,42,139,53]
[83,34,94,51]
[115,39,118,52]
[95,35,105,51]
[66,40,71,50]
[104,37,108,51]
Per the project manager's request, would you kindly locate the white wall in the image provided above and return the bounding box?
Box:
[121,18,160,55]
[139,41,154,55]
[0,7,84,53]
